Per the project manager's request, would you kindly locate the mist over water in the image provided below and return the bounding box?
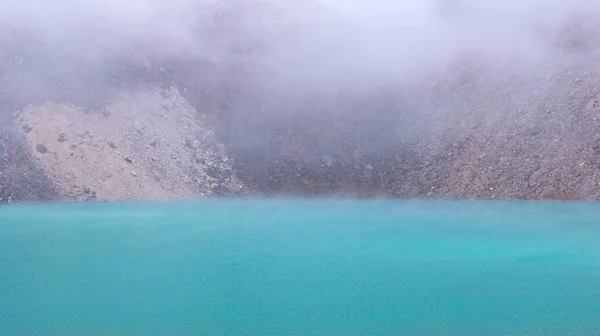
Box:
[3,0,600,199]
[3,4,600,334]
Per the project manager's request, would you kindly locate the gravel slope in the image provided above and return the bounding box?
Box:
[12,86,245,202]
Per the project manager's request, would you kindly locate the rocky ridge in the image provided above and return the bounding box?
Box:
[10,86,245,202]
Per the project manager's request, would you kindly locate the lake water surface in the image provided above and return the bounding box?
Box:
[1,200,600,335]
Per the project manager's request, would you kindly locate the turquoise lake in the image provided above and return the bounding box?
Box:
[1,200,600,335]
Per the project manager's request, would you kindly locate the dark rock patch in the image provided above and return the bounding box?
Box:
[36,144,48,154]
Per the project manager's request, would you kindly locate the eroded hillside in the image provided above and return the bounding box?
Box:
[10,87,244,202]
[2,1,600,202]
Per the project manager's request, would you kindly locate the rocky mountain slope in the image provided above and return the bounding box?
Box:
[0,121,58,203]
[4,86,244,202]
[3,1,600,202]
[4,66,600,202]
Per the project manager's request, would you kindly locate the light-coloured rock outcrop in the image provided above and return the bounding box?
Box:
[14,86,244,201]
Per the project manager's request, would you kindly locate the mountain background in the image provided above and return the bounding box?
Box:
[3,0,600,202]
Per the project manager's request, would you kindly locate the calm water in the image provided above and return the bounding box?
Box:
[1,200,600,336]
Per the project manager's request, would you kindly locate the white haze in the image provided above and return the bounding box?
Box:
[1,0,598,93]
[0,0,600,158]
[2,0,600,201]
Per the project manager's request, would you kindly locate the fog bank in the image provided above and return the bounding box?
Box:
[3,0,600,198]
